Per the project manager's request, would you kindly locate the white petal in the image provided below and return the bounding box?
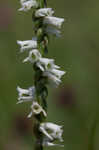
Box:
[53,64,60,69]
[23,49,41,63]
[36,62,44,71]
[40,122,63,143]
[17,38,37,52]
[45,26,61,37]
[39,58,54,70]
[44,16,64,28]
[28,102,47,118]
[43,71,61,86]
[23,57,30,63]
[43,140,64,147]
[19,0,38,12]
[39,126,53,141]
[27,111,33,118]
[42,122,62,132]
[18,95,33,101]
[17,86,29,96]
[17,86,35,104]
[35,8,54,17]
[50,69,66,78]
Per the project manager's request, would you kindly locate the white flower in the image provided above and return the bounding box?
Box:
[19,0,38,12]
[43,71,62,87]
[17,37,37,52]
[43,62,65,86]
[39,58,54,71]
[50,69,65,79]
[23,49,65,86]
[28,101,47,118]
[23,49,41,63]
[17,86,35,104]
[35,8,54,17]
[43,16,64,28]
[23,48,65,86]
[38,57,60,72]
[23,49,54,71]
[39,122,63,142]
[45,26,61,37]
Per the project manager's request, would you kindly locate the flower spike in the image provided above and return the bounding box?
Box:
[17,0,65,149]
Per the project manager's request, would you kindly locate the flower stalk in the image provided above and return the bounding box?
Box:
[17,0,65,149]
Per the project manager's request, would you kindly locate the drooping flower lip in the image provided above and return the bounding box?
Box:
[28,101,47,118]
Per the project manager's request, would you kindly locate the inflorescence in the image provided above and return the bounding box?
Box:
[17,0,65,149]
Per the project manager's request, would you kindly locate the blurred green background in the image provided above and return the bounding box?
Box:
[0,0,99,149]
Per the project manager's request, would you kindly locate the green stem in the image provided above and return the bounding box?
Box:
[35,138,43,150]
[44,0,47,7]
[33,1,48,150]
[33,117,43,150]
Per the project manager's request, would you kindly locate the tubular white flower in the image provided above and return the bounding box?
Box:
[17,37,37,52]
[19,0,38,12]
[43,71,62,86]
[23,49,55,71]
[23,49,47,71]
[39,122,63,142]
[43,16,64,28]
[28,101,47,118]
[23,49,41,63]
[39,58,54,70]
[23,49,65,86]
[43,60,65,86]
[35,8,54,17]
[42,61,65,86]
[45,26,61,37]
[17,86,35,104]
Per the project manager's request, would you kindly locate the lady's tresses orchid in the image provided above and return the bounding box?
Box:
[23,49,65,86]
[19,0,38,12]
[23,49,41,63]
[35,8,54,17]
[44,16,64,28]
[28,101,47,118]
[17,86,36,104]
[17,37,37,52]
[17,0,65,149]
[39,122,64,146]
